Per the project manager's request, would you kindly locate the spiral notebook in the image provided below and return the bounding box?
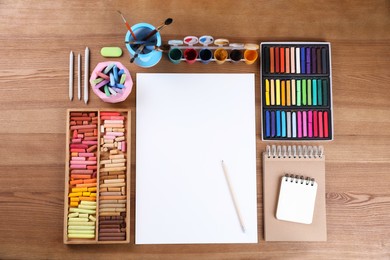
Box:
[263,145,327,241]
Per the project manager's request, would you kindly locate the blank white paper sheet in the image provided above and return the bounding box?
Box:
[136,73,257,244]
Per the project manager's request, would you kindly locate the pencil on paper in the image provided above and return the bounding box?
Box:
[84,47,89,104]
[78,53,81,100]
[69,51,74,101]
[221,160,246,233]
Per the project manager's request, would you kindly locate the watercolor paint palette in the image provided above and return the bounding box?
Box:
[64,109,131,244]
[260,42,333,141]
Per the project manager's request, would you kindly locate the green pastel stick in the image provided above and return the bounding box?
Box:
[68,234,95,239]
[120,73,126,84]
[297,80,301,106]
[92,77,104,85]
[318,79,322,106]
[308,79,312,105]
[68,217,89,222]
[68,222,95,226]
[68,225,95,230]
[104,85,111,97]
[302,79,307,105]
[68,230,95,234]
[80,201,97,205]
[323,79,328,106]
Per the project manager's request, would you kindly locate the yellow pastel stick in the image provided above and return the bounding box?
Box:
[68,212,79,218]
[68,225,95,230]
[89,215,96,222]
[87,187,97,192]
[68,230,95,234]
[90,193,96,197]
[270,79,275,105]
[80,201,97,205]
[78,204,96,210]
[78,214,89,218]
[70,201,79,207]
[82,192,91,196]
[70,197,80,202]
[68,217,89,222]
[68,192,82,197]
[281,80,285,106]
[68,222,95,226]
[72,187,88,193]
[276,79,280,105]
[69,208,96,214]
[265,79,270,106]
[287,80,291,106]
[67,234,95,238]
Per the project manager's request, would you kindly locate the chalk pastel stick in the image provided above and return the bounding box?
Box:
[287,111,291,137]
[266,110,270,137]
[319,111,324,137]
[281,111,286,137]
[307,79,312,105]
[292,112,297,138]
[290,47,295,73]
[302,79,307,105]
[318,79,323,106]
[297,111,302,138]
[322,48,327,74]
[264,47,269,73]
[306,47,311,74]
[276,79,280,105]
[324,111,329,138]
[323,79,328,106]
[308,110,313,137]
[303,111,307,137]
[270,47,274,73]
[265,79,270,106]
[286,80,291,106]
[271,111,275,137]
[296,47,300,74]
[270,79,275,105]
[300,47,305,74]
[312,47,317,74]
[291,79,296,105]
[313,110,318,137]
[275,47,280,73]
[317,48,322,73]
[281,80,285,106]
[286,47,290,73]
[280,47,285,73]
[296,80,301,106]
[313,79,317,105]
[276,110,281,137]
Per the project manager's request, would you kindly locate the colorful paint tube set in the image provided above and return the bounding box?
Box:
[168,36,259,64]
[261,42,333,140]
[64,109,131,244]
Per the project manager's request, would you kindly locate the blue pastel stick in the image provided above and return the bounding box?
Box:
[318,79,323,105]
[113,65,118,82]
[300,47,306,74]
[313,79,317,105]
[118,69,125,77]
[306,47,311,74]
[281,111,286,137]
[266,110,270,138]
[276,110,281,137]
[271,111,275,137]
[115,83,126,89]
[109,73,115,87]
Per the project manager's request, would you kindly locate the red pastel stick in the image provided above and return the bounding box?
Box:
[319,111,323,137]
[100,112,121,116]
[280,47,285,73]
[313,111,318,137]
[324,111,329,138]
[270,47,275,73]
[275,47,280,73]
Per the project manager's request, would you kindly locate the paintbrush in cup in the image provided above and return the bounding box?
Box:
[117,10,137,40]
[143,18,173,41]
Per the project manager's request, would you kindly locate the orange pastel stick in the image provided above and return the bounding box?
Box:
[71,174,92,179]
[83,178,97,184]
[79,196,96,201]
[75,183,97,188]
[280,47,285,73]
[70,180,84,185]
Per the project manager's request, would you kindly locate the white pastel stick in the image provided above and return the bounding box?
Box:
[69,51,74,101]
[84,47,89,104]
[78,53,81,100]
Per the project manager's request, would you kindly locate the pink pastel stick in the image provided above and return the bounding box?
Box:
[77,134,84,138]
[82,140,98,145]
[70,144,88,149]
[79,152,95,157]
[101,116,125,120]
[70,164,87,169]
[70,125,97,130]
[308,111,313,137]
[71,170,93,174]
[88,157,97,161]
[121,141,126,152]
[303,111,307,137]
[71,157,86,161]
[72,139,82,143]
[100,112,121,116]
[297,111,302,138]
[72,130,78,139]
[103,135,116,140]
[87,165,97,170]
[70,161,97,165]
[106,132,124,136]
[319,111,324,137]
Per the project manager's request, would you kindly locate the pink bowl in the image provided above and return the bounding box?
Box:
[90,61,133,103]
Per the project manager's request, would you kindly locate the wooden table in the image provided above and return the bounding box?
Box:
[0,0,389,259]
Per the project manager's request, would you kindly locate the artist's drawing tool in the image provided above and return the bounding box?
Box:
[308,110,313,137]
[130,44,146,63]
[303,111,307,137]
[291,79,296,105]
[270,79,275,105]
[281,80,285,106]
[84,47,89,104]
[318,79,323,105]
[280,47,285,73]
[270,47,274,73]
[143,18,173,41]
[275,47,279,73]
[266,110,270,137]
[300,47,305,74]
[296,47,300,74]
[312,47,317,73]
[296,80,301,106]
[276,110,281,137]
[221,160,246,233]
[292,112,297,138]
[302,79,307,105]
[308,79,312,105]
[319,111,324,137]
[313,110,318,137]
[264,47,270,73]
[265,79,270,106]
[78,53,81,100]
[281,111,286,137]
[271,111,275,137]
[285,47,290,73]
[323,79,328,106]
[69,51,74,101]
[125,40,157,45]
[321,48,327,74]
[290,47,295,73]
[324,111,329,138]
[287,111,291,138]
[286,80,291,106]
[313,79,317,105]
[317,48,322,73]
[117,10,137,40]
[306,47,311,74]
[297,111,302,138]
[276,79,280,105]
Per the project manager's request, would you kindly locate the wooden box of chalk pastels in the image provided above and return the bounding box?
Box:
[64,109,131,244]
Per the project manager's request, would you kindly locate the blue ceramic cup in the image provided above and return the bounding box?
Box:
[125,23,162,68]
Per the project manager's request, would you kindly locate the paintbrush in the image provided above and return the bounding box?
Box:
[130,44,146,63]
[143,18,173,41]
[117,10,137,40]
[125,40,157,45]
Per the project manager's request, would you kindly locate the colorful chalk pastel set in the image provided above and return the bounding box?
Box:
[260,42,333,140]
[64,109,131,244]
[167,36,259,64]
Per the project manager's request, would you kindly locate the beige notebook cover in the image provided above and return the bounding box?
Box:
[263,145,327,241]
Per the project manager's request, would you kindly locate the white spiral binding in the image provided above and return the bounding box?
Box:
[284,173,315,186]
[266,145,324,159]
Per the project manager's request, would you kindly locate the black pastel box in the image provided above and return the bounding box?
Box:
[260,42,333,141]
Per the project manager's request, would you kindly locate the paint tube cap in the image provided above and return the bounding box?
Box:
[199,35,214,46]
[183,36,199,45]
[244,43,259,50]
[229,43,245,48]
[168,40,183,46]
[214,38,229,46]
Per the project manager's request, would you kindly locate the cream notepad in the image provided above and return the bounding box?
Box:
[276,174,318,224]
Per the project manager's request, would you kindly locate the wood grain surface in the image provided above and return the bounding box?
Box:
[0,0,389,259]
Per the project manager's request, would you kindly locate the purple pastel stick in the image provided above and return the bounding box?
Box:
[312,48,316,73]
[306,47,311,74]
[94,79,109,89]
